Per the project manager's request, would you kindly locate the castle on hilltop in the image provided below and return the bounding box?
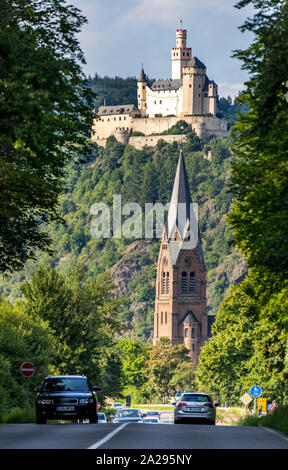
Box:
[91,28,228,148]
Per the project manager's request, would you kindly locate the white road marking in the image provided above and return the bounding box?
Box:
[262,426,288,445]
[88,423,129,449]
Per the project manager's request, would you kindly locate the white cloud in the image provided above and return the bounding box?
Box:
[218,82,245,99]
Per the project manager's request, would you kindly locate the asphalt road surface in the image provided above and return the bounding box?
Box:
[0,422,288,450]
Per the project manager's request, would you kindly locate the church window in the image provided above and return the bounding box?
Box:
[192,327,195,339]
[192,344,195,352]
[161,312,163,324]
[162,272,166,294]
[185,328,188,338]
[165,312,167,324]
[189,272,195,292]
[181,272,187,293]
[166,272,170,293]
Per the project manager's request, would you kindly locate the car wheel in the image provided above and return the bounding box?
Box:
[174,419,181,424]
[36,414,47,424]
[89,414,98,424]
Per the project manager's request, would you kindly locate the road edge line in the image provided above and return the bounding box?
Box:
[87,423,129,449]
[262,426,288,445]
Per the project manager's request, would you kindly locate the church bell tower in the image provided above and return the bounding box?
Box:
[153,148,209,364]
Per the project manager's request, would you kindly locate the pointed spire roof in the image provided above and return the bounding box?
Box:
[138,67,147,82]
[164,148,204,266]
[165,147,192,240]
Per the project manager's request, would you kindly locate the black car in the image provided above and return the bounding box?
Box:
[35,375,100,424]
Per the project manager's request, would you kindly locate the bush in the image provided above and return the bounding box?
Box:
[239,406,288,435]
[1,408,35,424]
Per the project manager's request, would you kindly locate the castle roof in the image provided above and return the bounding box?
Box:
[186,57,206,69]
[97,104,140,116]
[138,68,147,82]
[151,79,182,91]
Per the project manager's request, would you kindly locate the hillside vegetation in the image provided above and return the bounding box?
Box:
[0,129,245,340]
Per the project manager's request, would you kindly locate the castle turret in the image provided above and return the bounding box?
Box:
[171,29,192,79]
[181,57,207,116]
[137,67,147,117]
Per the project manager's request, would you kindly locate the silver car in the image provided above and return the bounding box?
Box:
[174,392,217,425]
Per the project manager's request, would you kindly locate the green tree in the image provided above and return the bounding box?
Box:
[117,339,149,389]
[227,0,288,272]
[0,0,94,272]
[147,338,191,403]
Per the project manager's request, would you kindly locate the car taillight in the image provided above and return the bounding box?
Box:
[204,403,214,408]
[177,402,187,407]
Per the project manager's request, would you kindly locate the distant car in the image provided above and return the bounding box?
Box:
[145,411,161,419]
[144,417,160,424]
[35,375,100,424]
[97,412,107,423]
[110,402,124,410]
[113,408,144,423]
[174,392,217,425]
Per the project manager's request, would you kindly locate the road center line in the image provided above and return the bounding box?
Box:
[88,423,129,449]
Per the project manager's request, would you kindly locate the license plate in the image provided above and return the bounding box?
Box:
[56,406,75,411]
[187,407,200,412]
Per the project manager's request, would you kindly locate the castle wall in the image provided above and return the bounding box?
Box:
[129,134,186,149]
[145,87,183,118]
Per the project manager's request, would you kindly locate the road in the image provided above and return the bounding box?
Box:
[0,421,288,450]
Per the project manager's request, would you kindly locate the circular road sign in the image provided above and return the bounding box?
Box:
[20,362,35,378]
[250,385,262,398]
[97,402,101,409]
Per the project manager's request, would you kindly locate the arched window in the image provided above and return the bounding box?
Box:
[181,272,187,293]
[162,272,166,294]
[189,272,195,292]
[192,327,195,339]
[166,272,170,293]
[185,328,189,338]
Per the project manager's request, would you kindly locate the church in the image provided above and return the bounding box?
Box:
[153,147,214,364]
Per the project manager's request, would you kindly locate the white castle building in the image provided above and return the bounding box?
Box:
[92,28,227,147]
[138,28,218,118]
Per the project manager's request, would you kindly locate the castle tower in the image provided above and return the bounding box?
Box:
[137,67,147,117]
[153,148,208,364]
[181,57,207,116]
[171,29,192,79]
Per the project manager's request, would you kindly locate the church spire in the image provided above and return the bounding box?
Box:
[164,148,202,265]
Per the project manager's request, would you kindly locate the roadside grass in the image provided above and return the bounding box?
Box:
[238,406,288,435]
[0,408,36,424]
[216,407,245,426]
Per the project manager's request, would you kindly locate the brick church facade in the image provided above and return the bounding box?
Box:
[153,148,214,364]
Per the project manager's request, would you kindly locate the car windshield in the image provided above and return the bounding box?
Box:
[98,414,105,419]
[42,378,90,392]
[145,418,158,423]
[115,409,141,418]
[146,411,159,416]
[181,394,211,403]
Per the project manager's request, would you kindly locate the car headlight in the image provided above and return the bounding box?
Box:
[79,398,93,404]
[38,399,53,405]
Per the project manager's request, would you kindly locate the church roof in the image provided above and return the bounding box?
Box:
[151,79,183,91]
[164,149,205,266]
[181,310,199,324]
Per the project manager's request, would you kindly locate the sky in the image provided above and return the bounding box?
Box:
[71,0,254,99]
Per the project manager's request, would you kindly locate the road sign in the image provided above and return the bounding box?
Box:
[20,362,35,378]
[269,400,277,413]
[97,402,101,409]
[257,398,267,413]
[250,385,262,398]
[240,393,253,406]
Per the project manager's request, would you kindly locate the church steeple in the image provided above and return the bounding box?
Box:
[153,147,210,364]
[164,148,202,265]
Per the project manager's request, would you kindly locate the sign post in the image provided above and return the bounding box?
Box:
[250,386,262,416]
[20,362,35,415]
[240,392,253,416]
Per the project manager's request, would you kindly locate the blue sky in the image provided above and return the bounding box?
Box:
[71,0,254,98]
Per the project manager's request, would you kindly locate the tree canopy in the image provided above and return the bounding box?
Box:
[0,0,94,272]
